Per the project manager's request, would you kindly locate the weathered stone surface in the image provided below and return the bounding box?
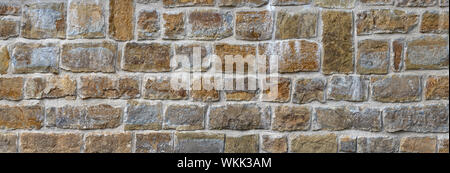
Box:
[396,0,437,7]
[25,75,76,99]
[175,132,225,153]
[67,0,106,39]
[275,11,317,39]
[164,104,206,130]
[109,0,134,41]
[0,77,23,100]
[215,43,257,73]
[383,104,449,133]
[290,134,338,153]
[314,106,382,131]
[144,76,187,100]
[174,43,211,72]
[123,43,172,72]
[20,133,82,153]
[187,10,233,40]
[191,77,220,102]
[224,77,259,101]
[293,78,326,104]
[357,137,398,153]
[225,135,259,153]
[441,0,449,6]
[272,0,310,5]
[10,43,59,74]
[262,135,287,153]
[0,3,20,16]
[84,133,132,153]
[314,0,356,8]
[405,36,449,70]
[236,10,272,41]
[163,12,185,40]
[209,104,270,130]
[0,17,19,40]
[438,138,449,153]
[262,77,291,102]
[371,75,421,102]
[425,76,449,100]
[61,42,117,73]
[80,76,140,99]
[46,104,123,130]
[0,133,16,153]
[273,106,311,131]
[339,136,357,153]
[322,11,353,74]
[356,9,418,35]
[125,101,162,130]
[400,136,436,153]
[327,75,369,102]
[22,3,66,39]
[137,0,160,4]
[357,39,389,74]
[137,10,159,40]
[0,105,43,129]
[163,0,215,7]
[359,0,394,5]
[219,0,268,6]
[0,46,9,74]
[136,133,173,153]
[420,11,449,33]
[392,39,404,72]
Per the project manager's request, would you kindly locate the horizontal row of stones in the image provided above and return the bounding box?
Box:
[0,132,448,153]
[0,101,448,133]
[0,1,449,41]
[0,35,448,75]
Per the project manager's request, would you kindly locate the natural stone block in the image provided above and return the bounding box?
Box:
[67,0,106,39]
[215,43,257,73]
[441,0,449,6]
[339,136,357,153]
[25,75,76,99]
[392,39,405,72]
[359,0,394,5]
[187,10,233,40]
[174,43,211,72]
[0,17,19,40]
[136,133,174,153]
[400,136,437,153]
[224,77,259,101]
[219,0,268,7]
[371,75,421,102]
[61,42,117,73]
[137,0,160,4]
[137,10,159,40]
[293,78,326,104]
[275,11,317,39]
[123,43,172,72]
[262,135,287,153]
[164,104,206,130]
[438,138,449,153]
[20,133,82,153]
[405,36,449,70]
[420,11,449,33]
[209,104,270,130]
[314,0,356,8]
[225,135,259,153]
[80,76,140,99]
[22,3,66,39]
[125,101,162,130]
[109,0,134,41]
[0,105,43,130]
[163,0,215,7]
[273,106,311,131]
[236,10,273,41]
[0,133,16,153]
[425,75,449,100]
[314,106,382,131]
[0,77,23,100]
[327,75,369,102]
[10,42,59,74]
[357,39,389,74]
[396,0,437,7]
[262,77,291,102]
[175,132,225,153]
[0,3,20,16]
[191,77,220,102]
[144,76,188,100]
[322,11,353,74]
[163,12,185,40]
[0,45,9,74]
[272,0,310,6]
[290,134,338,153]
[356,9,418,35]
[84,133,132,153]
[357,137,398,153]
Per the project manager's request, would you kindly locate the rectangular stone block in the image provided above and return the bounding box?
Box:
[25,75,76,99]
[144,76,188,100]
[236,10,273,41]
[396,0,437,7]
[261,77,291,102]
[0,77,23,100]
[275,11,317,40]
[10,42,59,74]
[273,106,311,131]
[163,0,215,7]
[0,45,9,74]
[84,133,132,153]
[290,134,338,153]
[339,136,357,153]
[293,78,326,104]
[327,75,369,102]
[357,137,398,153]
[137,10,160,40]
[175,132,225,153]
[356,9,418,35]
[80,76,140,99]
[136,133,174,153]
[164,104,206,130]
[22,3,66,39]
[123,43,172,72]
[225,135,259,153]
[224,77,259,101]
[425,75,449,100]
[220,0,268,7]
[0,3,20,16]
[163,12,185,40]
[61,42,117,73]
[20,133,82,153]
[359,0,394,5]
[191,77,220,102]
[405,36,449,70]
[371,75,422,102]
[209,104,270,130]
[109,0,134,41]
[67,0,106,39]
[0,17,19,40]
[392,39,405,72]
[187,10,233,40]
[272,0,310,6]
[314,0,356,8]
[314,106,382,132]
[262,135,288,153]
[0,133,17,153]
[357,39,389,74]
[420,11,449,34]
[125,101,162,130]
[438,138,449,153]
[0,105,43,130]
[174,43,212,72]
[400,136,437,153]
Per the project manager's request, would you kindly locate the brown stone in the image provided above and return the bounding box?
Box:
[67,0,106,39]
[163,12,185,40]
[262,77,291,102]
[0,105,44,130]
[0,17,19,40]
[20,133,82,153]
[174,43,211,72]
[22,3,66,39]
[61,42,117,73]
[293,78,326,104]
[314,0,356,8]
[339,136,357,153]
[137,0,160,4]
[236,10,273,41]
[441,0,449,6]
[425,75,449,100]
[224,77,258,101]
[209,104,270,130]
[290,134,338,153]
[0,3,20,16]
[315,106,382,131]
[357,137,398,153]
[273,106,311,131]
[175,132,225,153]
[397,0,437,7]
[420,11,449,33]
[438,138,449,153]
[109,0,134,41]
[357,39,389,74]
[359,0,394,5]
[137,10,159,40]
[356,9,418,35]
[215,43,257,73]
[187,10,233,40]
[136,133,173,153]
[191,77,220,102]
[0,46,9,74]
[163,0,215,7]
[225,135,259,153]
[219,0,268,6]
[275,11,317,39]
[10,42,59,74]
[125,101,162,130]
[272,0,310,6]
[85,133,132,153]
[123,43,172,72]
[80,76,140,99]
[144,76,187,100]
[327,75,369,102]
[405,36,448,70]
[322,11,353,74]
[25,75,76,99]
[164,104,206,130]
[400,137,437,153]
[262,135,287,153]
[371,75,422,103]
[393,39,404,72]
[0,133,16,153]
[0,77,23,100]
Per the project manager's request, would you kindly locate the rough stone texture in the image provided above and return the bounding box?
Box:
[339,136,357,153]
[215,43,257,73]
[164,104,206,130]
[356,9,418,35]
[357,39,389,74]
[61,42,117,73]
[425,75,449,100]
[293,78,326,104]
[137,10,159,40]
[0,105,43,130]
[187,10,233,40]
[224,77,259,101]
[84,133,132,153]
[420,11,449,34]
[322,11,353,74]
[262,77,291,102]
[357,137,398,153]
[209,104,270,130]
[438,138,449,153]
[20,133,82,153]
[136,133,174,153]
[441,0,449,6]
[396,0,437,7]
[314,106,382,131]
[327,75,369,102]
[10,42,59,74]
[191,77,220,102]
[314,0,356,8]
[0,3,20,16]
[174,43,211,72]
[400,136,437,153]
[290,134,338,153]
[0,77,23,101]
[123,43,172,72]
[371,75,422,103]
[164,0,215,7]
[405,36,449,70]
[0,133,16,153]
[360,0,394,5]
[272,0,310,6]
[262,135,287,153]
[25,75,76,99]
[0,45,8,74]
[0,17,19,39]
[67,0,106,39]
[236,10,272,41]
[163,12,185,40]
[125,101,162,130]
[144,76,188,100]
[175,132,225,153]
[273,106,311,131]
[383,104,449,133]
[275,11,317,40]
[80,76,140,99]
[46,104,123,130]
[225,135,259,153]
[220,0,269,7]
[22,3,66,39]
[109,0,134,41]
[392,39,404,72]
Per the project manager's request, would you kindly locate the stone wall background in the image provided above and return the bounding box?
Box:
[0,0,448,153]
